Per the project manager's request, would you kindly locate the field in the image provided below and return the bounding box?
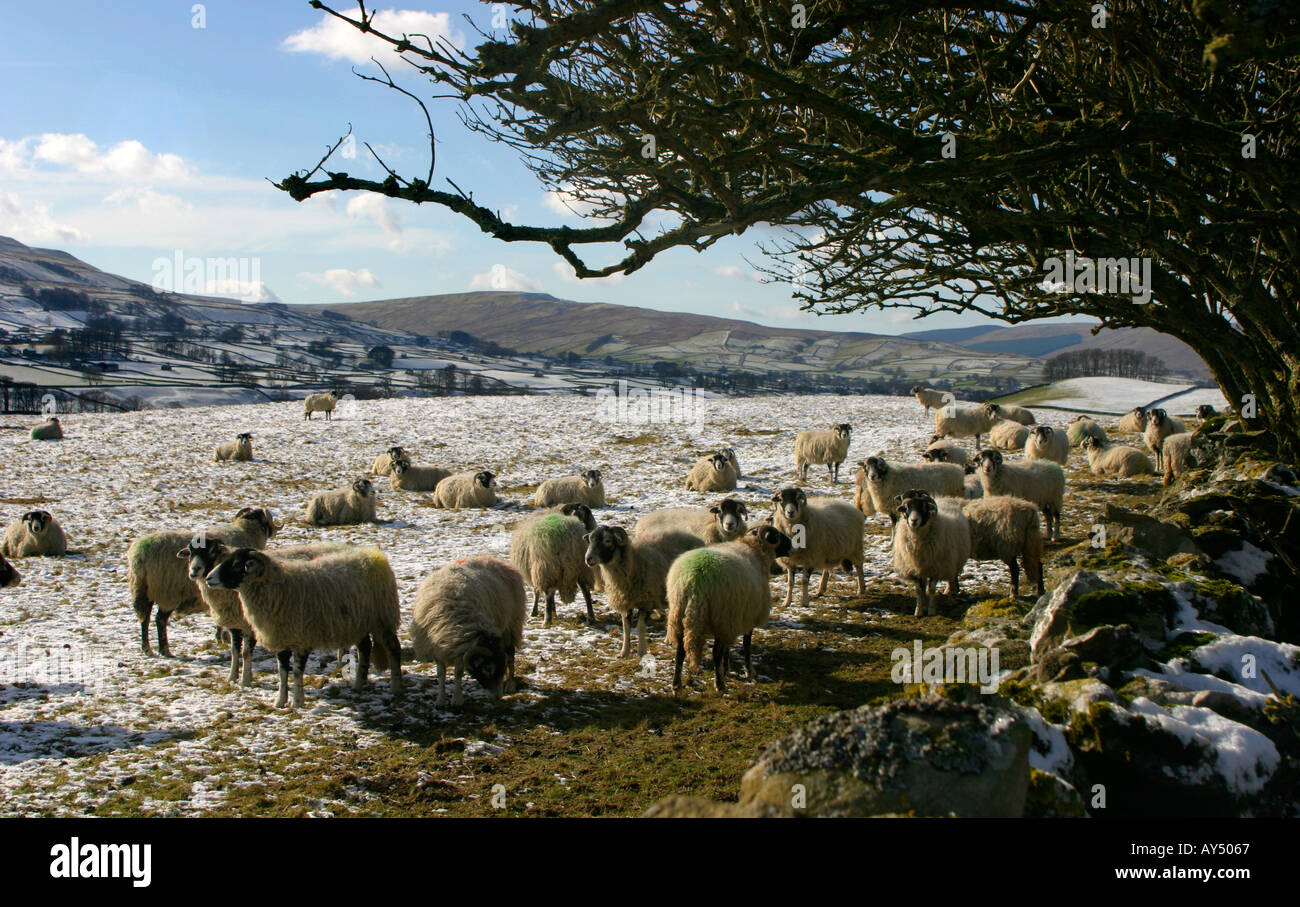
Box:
[0,393,1219,815]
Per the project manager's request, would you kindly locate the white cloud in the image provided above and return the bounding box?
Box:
[206,279,282,304]
[299,268,381,297]
[714,264,762,283]
[282,9,461,64]
[551,260,623,285]
[469,264,543,292]
[31,133,194,182]
[346,194,399,235]
[541,185,623,221]
[0,191,87,244]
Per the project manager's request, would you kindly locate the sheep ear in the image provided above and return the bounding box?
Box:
[234,507,252,519]
[612,527,629,545]
[176,548,191,559]
[709,504,721,514]
[738,504,748,516]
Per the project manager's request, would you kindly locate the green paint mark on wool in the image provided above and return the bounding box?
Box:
[134,534,162,555]
[677,549,726,589]
[533,514,569,541]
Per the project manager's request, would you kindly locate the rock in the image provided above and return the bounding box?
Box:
[1028,572,1173,662]
[642,795,796,818]
[1101,504,1201,560]
[1035,647,1086,683]
[740,697,1032,817]
[1024,769,1088,818]
[1061,623,1147,670]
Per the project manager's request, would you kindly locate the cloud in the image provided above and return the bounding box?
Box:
[714,264,762,283]
[0,191,87,244]
[206,279,281,304]
[470,264,543,292]
[299,268,381,297]
[541,184,623,221]
[346,194,399,235]
[282,9,460,64]
[30,133,195,182]
[551,260,623,285]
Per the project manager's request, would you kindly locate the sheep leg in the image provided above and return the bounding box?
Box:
[155,609,173,658]
[913,578,926,618]
[816,568,829,598]
[544,590,556,628]
[453,663,464,707]
[354,636,371,690]
[636,608,648,657]
[742,632,753,679]
[975,434,982,450]
[673,638,685,689]
[783,567,795,608]
[383,629,402,693]
[504,644,516,694]
[275,650,291,709]
[800,568,811,607]
[579,580,595,623]
[713,639,728,693]
[241,632,255,687]
[227,628,242,684]
[618,612,632,658]
[854,561,866,595]
[531,589,540,618]
[1008,559,1020,598]
[293,652,309,708]
[136,599,153,655]
[435,659,447,708]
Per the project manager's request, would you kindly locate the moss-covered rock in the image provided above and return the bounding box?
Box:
[1024,768,1088,818]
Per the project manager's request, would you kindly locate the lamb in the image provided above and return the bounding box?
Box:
[0,552,19,588]
[371,446,405,476]
[128,506,277,656]
[1066,416,1108,447]
[1025,425,1070,466]
[988,419,1030,451]
[1143,408,1187,470]
[634,497,749,544]
[390,458,452,492]
[30,417,62,440]
[306,477,377,525]
[684,452,738,492]
[1080,436,1156,479]
[1117,407,1149,435]
[793,423,852,482]
[303,391,339,420]
[1161,432,1207,486]
[892,491,971,617]
[934,404,997,449]
[962,495,1045,598]
[206,545,402,709]
[769,487,866,607]
[923,436,968,468]
[510,503,598,626]
[1,510,67,557]
[983,402,1035,426]
[974,449,1066,542]
[432,471,499,509]
[214,432,253,462]
[666,525,793,692]
[862,455,965,516]
[911,385,949,416]
[534,469,605,508]
[584,526,704,658]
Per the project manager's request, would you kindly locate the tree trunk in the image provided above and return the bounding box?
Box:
[1196,330,1300,462]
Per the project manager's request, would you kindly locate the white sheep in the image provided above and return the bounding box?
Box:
[214,432,253,462]
[0,552,19,588]
[1066,416,1108,447]
[29,417,62,440]
[410,556,526,708]
[962,495,1045,598]
[684,452,738,492]
[206,545,402,709]
[634,497,749,544]
[933,404,997,449]
[719,447,741,478]
[769,487,866,607]
[390,458,451,492]
[1,510,67,557]
[852,461,876,516]
[793,423,852,482]
[922,436,969,468]
[666,525,794,692]
[974,449,1066,542]
[964,468,984,500]
[584,526,703,658]
[510,503,598,626]
[911,385,949,416]
[1080,436,1156,479]
[127,507,277,657]
[306,477,377,526]
[303,391,339,421]
[1161,432,1207,486]
[1025,425,1069,466]
[534,469,605,507]
[862,455,965,516]
[988,419,1030,451]
[984,402,1035,426]
[891,491,971,617]
[1143,408,1187,470]
[371,446,406,476]
[1117,407,1149,435]
[432,471,499,509]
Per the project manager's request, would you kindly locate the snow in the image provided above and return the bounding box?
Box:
[1172,635,1300,699]
[1010,377,1223,415]
[1215,542,1272,586]
[1125,697,1279,795]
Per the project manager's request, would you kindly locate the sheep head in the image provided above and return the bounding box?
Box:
[771,487,807,522]
[205,548,267,589]
[583,525,628,567]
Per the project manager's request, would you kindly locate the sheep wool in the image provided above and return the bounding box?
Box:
[911,385,949,415]
[962,495,1044,598]
[892,493,971,617]
[1066,417,1108,447]
[214,433,253,462]
[684,453,738,492]
[769,487,866,607]
[988,419,1030,451]
[1081,437,1156,479]
[433,471,499,509]
[1117,407,1148,435]
[863,456,965,516]
[933,405,997,449]
[390,459,452,492]
[303,392,338,420]
[307,478,377,526]
[1025,425,1070,466]
[371,446,405,476]
[510,509,597,626]
[1,510,67,557]
[30,417,63,440]
[793,424,852,482]
[1143,408,1187,470]
[1161,432,1204,486]
[984,402,1035,426]
[975,450,1066,541]
[634,498,748,544]
[534,469,605,507]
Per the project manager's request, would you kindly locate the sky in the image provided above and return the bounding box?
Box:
[0,0,1057,336]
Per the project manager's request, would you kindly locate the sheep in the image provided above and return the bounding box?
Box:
[584,526,704,658]
[0,552,19,588]
[534,469,605,508]
[852,461,876,517]
[635,497,749,545]
[911,385,949,416]
[891,491,971,617]
[303,391,339,420]
[127,506,277,657]
[974,449,1066,542]
[206,545,402,709]
[1066,416,1108,447]
[1161,432,1208,486]
[178,538,346,686]
[962,495,1045,598]
[793,423,852,482]
[390,458,452,492]
[214,432,253,462]
[510,503,598,626]
[1080,436,1156,479]
[371,446,405,476]
[1196,404,1217,420]
[983,402,1035,426]
[934,404,997,449]
[719,446,741,478]
[1117,406,1149,435]
[1143,408,1187,470]
[30,417,62,440]
[666,525,793,692]
[1025,425,1069,466]
[684,452,738,492]
[964,467,984,500]
[306,477,377,526]
[1,510,67,557]
[923,436,968,468]
[410,556,526,708]
[769,487,866,607]
[432,471,499,509]
[862,455,965,516]
[988,419,1030,451]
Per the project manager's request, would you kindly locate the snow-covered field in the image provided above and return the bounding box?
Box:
[1002,377,1227,414]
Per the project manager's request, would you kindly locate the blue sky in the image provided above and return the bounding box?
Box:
[0,0,1042,335]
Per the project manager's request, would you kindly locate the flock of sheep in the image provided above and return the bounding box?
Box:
[0,388,1219,708]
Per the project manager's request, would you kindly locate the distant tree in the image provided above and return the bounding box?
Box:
[217,325,245,343]
[367,344,396,368]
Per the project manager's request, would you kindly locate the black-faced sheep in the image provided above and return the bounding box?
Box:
[303,391,338,420]
[962,495,1045,598]
[988,419,1030,451]
[1025,425,1069,466]
[684,453,738,492]
[390,458,451,492]
[410,555,526,708]
[1143,408,1187,470]
[769,487,865,607]
[666,525,793,692]
[862,455,965,516]
[1080,436,1156,479]
[911,386,949,416]
[974,449,1066,541]
[934,404,997,449]
[794,424,852,482]
[634,497,749,544]
[719,447,741,478]
[1066,416,1108,447]
[535,469,605,507]
[892,491,971,617]
[923,436,969,468]
[0,552,20,587]
[983,402,1035,426]
[1196,404,1217,420]
[1,510,67,557]
[371,446,406,476]
[1117,406,1148,435]
[30,417,62,440]
[306,477,377,526]
[433,471,499,509]
[510,503,597,626]
[214,432,253,462]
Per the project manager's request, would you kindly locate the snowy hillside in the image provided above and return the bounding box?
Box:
[995,377,1229,415]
